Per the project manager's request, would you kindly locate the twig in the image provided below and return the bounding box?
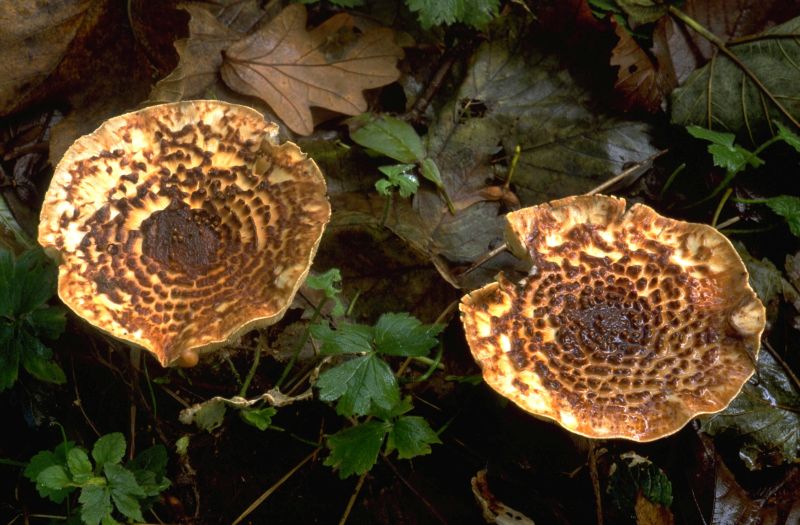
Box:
[407,48,460,122]
[714,216,740,230]
[231,447,320,525]
[669,6,800,130]
[381,456,447,524]
[458,243,509,278]
[338,471,368,525]
[763,340,800,393]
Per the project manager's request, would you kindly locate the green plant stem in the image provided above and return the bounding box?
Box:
[0,457,26,468]
[239,338,263,397]
[711,188,733,228]
[345,290,361,317]
[660,162,686,198]
[504,144,521,189]
[276,298,328,388]
[668,6,800,130]
[224,353,243,388]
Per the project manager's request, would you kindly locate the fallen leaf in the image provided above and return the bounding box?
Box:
[635,495,675,525]
[671,15,800,143]
[701,349,800,470]
[610,19,674,112]
[220,4,403,135]
[471,469,535,525]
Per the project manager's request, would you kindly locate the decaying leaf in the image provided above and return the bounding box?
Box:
[220,4,403,135]
[179,388,311,432]
[610,19,675,112]
[701,350,800,470]
[671,15,800,144]
[471,470,535,525]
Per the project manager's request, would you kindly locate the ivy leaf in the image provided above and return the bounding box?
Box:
[316,354,400,417]
[240,406,277,431]
[350,114,425,164]
[309,323,374,355]
[406,0,500,29]
[763,195,800,237]
[324,421,390,478]
[385,416,441,459]
[376,164,419,198]
[79,485,113,525]
[702,350,800,469]
[92,433,126,471]
[67,448,93,484]
[373,313,443,357]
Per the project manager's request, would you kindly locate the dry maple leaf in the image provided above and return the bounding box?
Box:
[220,3,403,135]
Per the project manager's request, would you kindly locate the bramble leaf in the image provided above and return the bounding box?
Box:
[374,313,443,357]
[385,416,441,459]
[25,441,76,503]
[306,268,346,317]
[27,306,66,340]
[763,195,800,237]
[316,354,400,417]
[309,323,374,355]
[350,114,425,164]
[686,126,762,173]
[92,433,126,470]
[406,0,500,29]
[0,325,20,391]
[776,122,800,153]
[376,164,419,198]
[38,465,71,491]
[240,406,277,431]
[67,448,93,483]
[80,485,113,525]
[19,329,65,385]
[324,421,390,478]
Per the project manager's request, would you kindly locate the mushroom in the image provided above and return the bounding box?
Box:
[459,195,765,441]
[38,100,331,367]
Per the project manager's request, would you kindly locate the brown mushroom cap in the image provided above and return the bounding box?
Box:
[39,101,331,367]
[460,195,765,441]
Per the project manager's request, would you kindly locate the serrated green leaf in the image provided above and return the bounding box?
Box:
[240,406,277,431]
[377,164,419,198]
[350,114,425,164]
[686,126,761,173]
[764,195,800,237]
[80,485,113,525]
[374,313,443,357]
[309,323,374,355]
[305,268,345,317]
[128,445,167,479]
[19,329,65,385]
[27,306,66,340]
[702,350,799,469]
[105,463,145,497]
[26,447,75,503]
[776,122,800,153]
[385,416,441,459]
[0,324,20,391]
[111,490,144,522]
[92,433,126,470]
[316,354,400,417]
[608,452,672,519]
[67,448,94,483]
[672,17,800,145]
[15,248,58,314]
[406,0,500,29]
[324,421,390,478]
[38,464,71,491]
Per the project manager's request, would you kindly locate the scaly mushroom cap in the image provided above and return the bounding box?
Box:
[460,195,765,441]
[39,101,331,367]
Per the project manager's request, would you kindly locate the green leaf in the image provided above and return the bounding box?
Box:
[175,436,190,456]
[19,330,66,384]
[92,433,126,470]
[608,453,672,519]
[350,114,425,164]
[189,398,227,432]
[240,406,277,431]
[702,350,800,469]
[128,445,167,478]
[405,0,500,29]
[672,16,800,145]
[38,464,71,491]
[111,490,144,523]
[305,268,345,317]
[0,195,33,252]
[67,448,94,484]
[377,164,419,198]
[418,157,445,190]
[685,126,762,173]
[734,242,783,324]
[324,421,390,478]
[0,324,20,391]
[15,248,58,314]
[105,463,146,497]
[776,122,800,152]
[316,354,400,417]
[616,0,667,25]
[27,306,66,340]
[309,322,374,355]
[374,313,443,357]
[80,485,113,525]
[385,416,441,459]
[26,447,75,503]
[763,195,800,237]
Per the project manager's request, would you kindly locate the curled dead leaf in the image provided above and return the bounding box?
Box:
[220,4,403,135]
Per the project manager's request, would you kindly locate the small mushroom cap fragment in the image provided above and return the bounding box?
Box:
[39,101,331,367]
[460,195,765,441]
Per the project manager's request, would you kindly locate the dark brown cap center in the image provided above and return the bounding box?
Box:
[141,201,221,274]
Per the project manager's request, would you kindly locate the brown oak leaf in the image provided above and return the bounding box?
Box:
[220,4,403,135]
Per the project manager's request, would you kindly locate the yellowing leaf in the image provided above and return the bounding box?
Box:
[220,4,403,135]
